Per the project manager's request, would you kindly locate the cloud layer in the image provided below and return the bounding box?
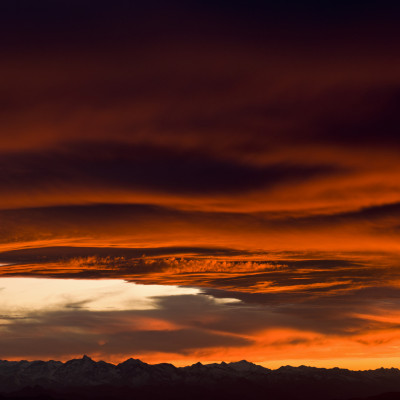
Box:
[2,255,400,369]
[1,0,400,368]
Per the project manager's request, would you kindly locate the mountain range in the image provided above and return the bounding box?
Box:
[1,356,400,399]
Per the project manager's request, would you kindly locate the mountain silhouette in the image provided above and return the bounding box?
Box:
[1,357,400,400]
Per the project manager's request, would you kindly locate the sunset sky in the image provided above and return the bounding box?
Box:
[1,0,400,369]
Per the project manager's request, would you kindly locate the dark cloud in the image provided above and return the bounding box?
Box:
[0,295,253,358]
[0,142,340,196]
[308,86,400,147]
[2,278,400,361]
[274,202,400,229]
[0,245,252,264]
[2,201,400,255]
[0,203,251,248]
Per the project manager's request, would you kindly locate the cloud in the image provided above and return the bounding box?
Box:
[1,23,400,252]
[0,294,253,359]
[1,0,400,369]
[2,280,400,364]
[2,247,399,306]
[0,245,253,264]
[0,142,339,196]
[2,200,400,254]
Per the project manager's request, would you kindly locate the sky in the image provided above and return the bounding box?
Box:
[1,0,400,369]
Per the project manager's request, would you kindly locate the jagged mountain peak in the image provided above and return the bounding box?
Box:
[227,360,268,372]
[65,355,95,364]
[118,358,147,366]
[229,360,255,366]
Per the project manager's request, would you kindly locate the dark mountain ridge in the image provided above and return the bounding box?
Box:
[1,356,400,400]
